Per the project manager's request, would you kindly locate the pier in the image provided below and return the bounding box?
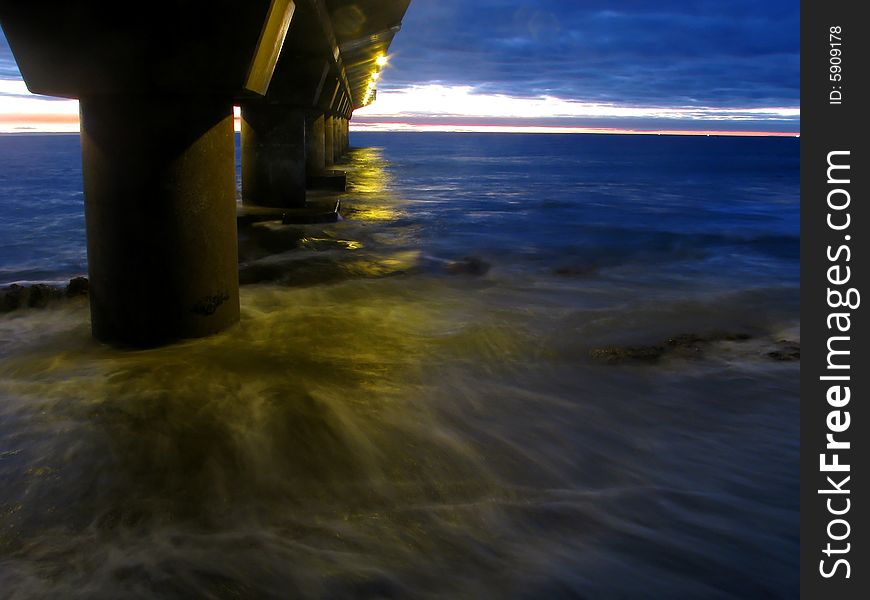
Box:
[0,0,411,346]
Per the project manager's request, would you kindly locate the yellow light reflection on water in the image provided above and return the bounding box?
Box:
[341,147,405,222]
[346,147,390,195]
[301,237,364,250]
[348,205,401,221]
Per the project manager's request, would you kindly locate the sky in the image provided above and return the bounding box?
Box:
[0,0,799,135]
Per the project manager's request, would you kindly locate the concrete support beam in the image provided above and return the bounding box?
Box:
[0,1,296,98]
[305,113,326,175]
[324,115,335,167]
[80,96,240,346]
[240,104,307,208]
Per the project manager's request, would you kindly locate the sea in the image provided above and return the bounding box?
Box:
[0,132,799,598]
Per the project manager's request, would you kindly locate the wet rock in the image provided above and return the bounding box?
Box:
[554,264,599,277]
[590,345,665,363]
[1,284,27,312]
[667,332,751,346]
[1,279,87,312]
[239,262,287,285]
[445,256,490,276]
[65,276,89,297]
[26,284,61,308]
[767,340,800,361]
[591,331,754,364]
[238,223,305,258]
[664,332,752,358]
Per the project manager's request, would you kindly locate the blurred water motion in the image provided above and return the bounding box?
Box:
[0,132,798,598]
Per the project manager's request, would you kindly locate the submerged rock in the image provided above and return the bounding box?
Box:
[445,256,490,276]
[663,332,752,358]
[590,344,665,363]
[591,331,800,365]
[767,341,800,361]
[591,331,753,364]
[66,276,89,297]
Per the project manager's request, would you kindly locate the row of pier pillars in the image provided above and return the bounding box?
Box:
[241,107,350,208]
[1,0,412,347]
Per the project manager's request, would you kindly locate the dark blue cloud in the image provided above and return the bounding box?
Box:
[382,0,799,108]
[2,1,799,112]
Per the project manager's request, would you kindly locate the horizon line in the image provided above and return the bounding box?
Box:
[349,122,799,137]
[1,119,800,138]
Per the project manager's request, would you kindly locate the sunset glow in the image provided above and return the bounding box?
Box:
[356,85,799,122]
[350,85,799,136]
[1,82,799,137]
[350,121,799,137]
[0,80,79,132]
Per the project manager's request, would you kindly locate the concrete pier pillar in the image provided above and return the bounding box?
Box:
[79,96,240,346]
[305,113,326,175]
[241,104,307,208]
[333,117,343,162]
[324,115,335,167]
[343,118,350,153]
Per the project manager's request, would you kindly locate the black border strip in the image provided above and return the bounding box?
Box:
[801,2,868,597]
